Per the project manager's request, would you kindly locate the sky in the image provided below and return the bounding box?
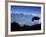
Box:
[11,5,41,15]
[11,5,41,26]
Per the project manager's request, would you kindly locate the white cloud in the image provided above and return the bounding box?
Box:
[32,19,41,26]
[32,13,41,17]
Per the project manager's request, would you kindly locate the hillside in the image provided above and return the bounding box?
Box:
[11,22,41,31]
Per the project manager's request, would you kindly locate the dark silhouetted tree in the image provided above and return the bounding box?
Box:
[32,16,40,21]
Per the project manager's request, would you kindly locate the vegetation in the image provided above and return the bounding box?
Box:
[11,22,41,31]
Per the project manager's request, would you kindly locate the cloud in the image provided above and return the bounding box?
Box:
[32,19,41,25]
[32,13,41,17]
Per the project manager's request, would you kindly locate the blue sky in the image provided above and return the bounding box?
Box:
[11,5,41,26]
[11,5,41,15]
